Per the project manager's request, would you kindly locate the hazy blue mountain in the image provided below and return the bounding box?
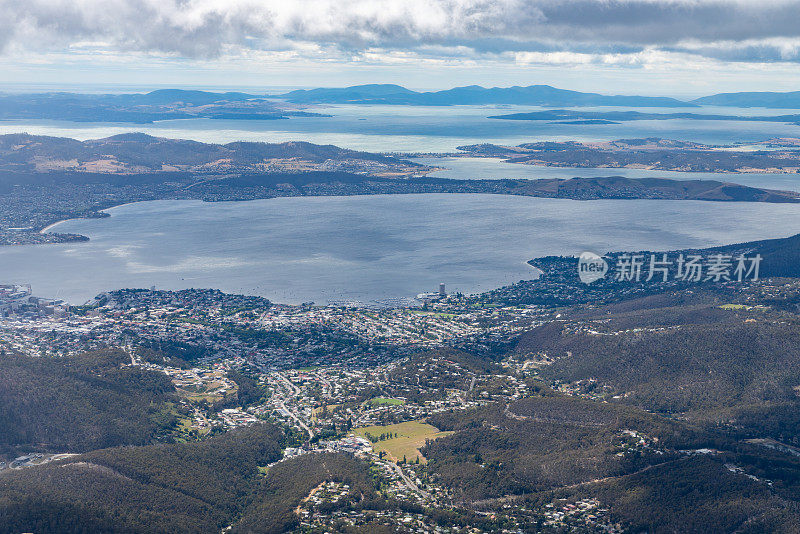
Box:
[111,89,257,105]
[0,90,314,123]
[278,84,418,104]
[279,83,696,107]
[693,91,800,108]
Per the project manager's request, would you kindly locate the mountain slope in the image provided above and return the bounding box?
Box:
[693,91,800,108]
[280,84,695,107]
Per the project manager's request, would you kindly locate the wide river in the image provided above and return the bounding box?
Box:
[2,194,799,305]
[2,103,800,304]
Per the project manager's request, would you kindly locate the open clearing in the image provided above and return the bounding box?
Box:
[366,397,406,406]
[353,420,452,464]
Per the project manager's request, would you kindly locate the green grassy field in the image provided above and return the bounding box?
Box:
[176,382,236,404]
[366,397,406,406]
[409,310,457,319]
[353,420,452,464]
[311,403,341,422]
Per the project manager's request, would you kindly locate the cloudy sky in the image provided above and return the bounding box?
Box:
[3,0,800,95]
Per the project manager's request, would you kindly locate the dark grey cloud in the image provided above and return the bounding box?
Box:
[2,0,800,63]
[533,1,800,44]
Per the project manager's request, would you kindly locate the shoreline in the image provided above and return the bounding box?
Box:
[39,220,69,234]
[10,198,800,307]
[23,184,800,245]
[29,186,800,238]
[38,201,149,235]
[415,155,800,176]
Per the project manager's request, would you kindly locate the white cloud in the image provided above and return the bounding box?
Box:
[3,0,800,68]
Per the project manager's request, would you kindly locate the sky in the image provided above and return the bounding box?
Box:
[3,0,800,96]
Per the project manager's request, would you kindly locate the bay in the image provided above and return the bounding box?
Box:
[1,194,798,305]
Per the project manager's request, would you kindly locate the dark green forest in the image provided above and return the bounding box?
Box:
[0,424,285,534]
[0,349,179,457]
[520,317,800,440]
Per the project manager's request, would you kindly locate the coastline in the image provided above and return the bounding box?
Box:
[8,195,799,306]
[38,201,143,235]
[21,181,800,246]
[39,220,69,234]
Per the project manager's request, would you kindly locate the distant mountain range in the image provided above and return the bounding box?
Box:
[279,84,696,107]
[3,87,800,125]
[278,84,800,109]
[692,91,800,108]
[0,90,325,124]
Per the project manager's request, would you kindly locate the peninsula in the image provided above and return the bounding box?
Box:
[1,133,798,246]
[457,137,800,174]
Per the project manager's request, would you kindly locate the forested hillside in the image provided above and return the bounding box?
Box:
[0,424,284,534]
[232,452,378,534]
[0,349,179,457]
[519,317,800,440]
[424,392,714,501]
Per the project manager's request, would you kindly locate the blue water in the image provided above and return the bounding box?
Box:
[2,104,799,304]
[2,103,800,152]
[1,194,798,305]
[414,157,800,192]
